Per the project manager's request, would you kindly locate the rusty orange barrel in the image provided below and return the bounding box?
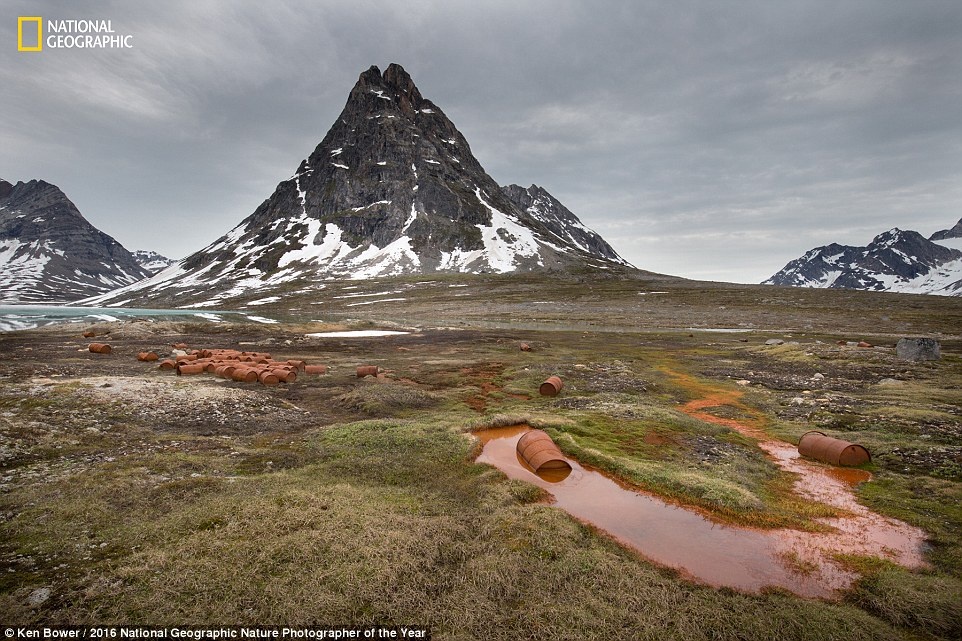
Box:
[231,368,258,383]
[304,365,328,375]
[520,343,531,352]
[83,330,96,338]
[172,343,188,349]
[88,343,112,354]
[137,351,159,362]
[272,368,297,384]
[357,365,378,378]
[287,359,306,371]
[177,363,205,375]
[258,371,280,386]
[798,430,871,466]
[516,429,571,473]
[158,359,176,370]
[539,376,563,397]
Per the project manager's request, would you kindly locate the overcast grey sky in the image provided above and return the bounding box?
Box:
[3,0,961,283]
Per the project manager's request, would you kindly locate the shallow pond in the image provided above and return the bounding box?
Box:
[475,423,927,599]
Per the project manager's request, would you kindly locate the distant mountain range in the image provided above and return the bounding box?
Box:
[131,249,175,274]
[764,219,962,296]
[17,62,958,307]
[83,63,634,308]
[0,179,155,303]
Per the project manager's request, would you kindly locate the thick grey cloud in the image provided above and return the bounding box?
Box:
[2,0,960,283]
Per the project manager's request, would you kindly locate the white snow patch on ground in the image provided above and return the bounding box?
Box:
[882,257,962,295]
[306,330,411,338]
[933,237,962,252]
[193,313,223,322]
[344,297,407,307]
[333,290,406,299]
[330,148,343,156]
[402,203,418,232]
[347,236,421,279]
[350,200,391,212]
[332,163,349,169]
[246,296,282,306]
[244,315,279,324]
[439,248,483,271]
[279,222,348,267]
[474,189,542,272]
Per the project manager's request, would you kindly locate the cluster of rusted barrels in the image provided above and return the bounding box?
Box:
[155,348,327,386]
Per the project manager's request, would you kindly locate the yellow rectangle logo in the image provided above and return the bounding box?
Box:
[18,16,43,51]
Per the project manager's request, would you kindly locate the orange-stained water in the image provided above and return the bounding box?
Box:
[475,418,928,599]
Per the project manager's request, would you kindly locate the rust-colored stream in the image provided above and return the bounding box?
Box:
[474,374,928,598]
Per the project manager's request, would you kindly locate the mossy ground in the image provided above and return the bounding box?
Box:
[1,275,960,639]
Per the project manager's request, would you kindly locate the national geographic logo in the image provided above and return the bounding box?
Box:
[17,17,134,51]
[17,16,42,51]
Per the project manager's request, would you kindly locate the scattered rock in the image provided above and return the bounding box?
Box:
[765,339,784,346]
[812,373,825,381]
[27,587,52,607]
[857,341,873,348]
[878,378,904,386]
[735,379,751,386]
[896,338,941,362]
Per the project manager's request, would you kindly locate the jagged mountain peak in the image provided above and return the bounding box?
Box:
[85,64,634,308]
[350,63,426,117]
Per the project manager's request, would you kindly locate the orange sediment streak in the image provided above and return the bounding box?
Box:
[473,368,929,599]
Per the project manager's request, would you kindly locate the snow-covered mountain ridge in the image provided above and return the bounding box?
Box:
[764,220,962,296]
[0,179,150,303]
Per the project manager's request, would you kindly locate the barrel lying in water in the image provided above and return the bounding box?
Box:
[798,430,871,466]
[516,429,572,474]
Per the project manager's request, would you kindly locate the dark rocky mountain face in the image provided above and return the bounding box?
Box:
[930,217,962,242]
[0,179,150,303]
[87,63,633,308]
[764,227,962,296]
